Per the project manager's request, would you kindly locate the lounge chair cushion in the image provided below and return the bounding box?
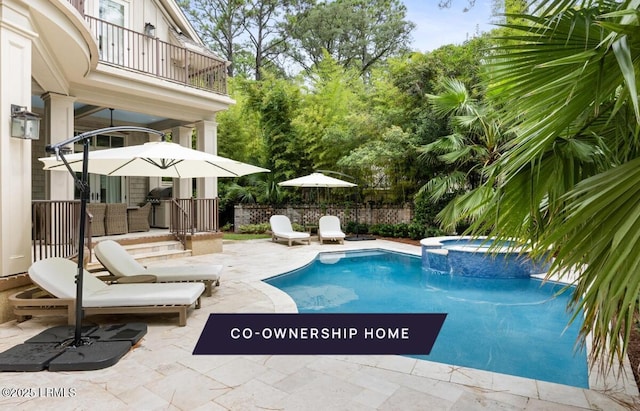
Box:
[269,215,311,246]
[28,258,204,307]
[318,215,346,244]
[94,240,222,283]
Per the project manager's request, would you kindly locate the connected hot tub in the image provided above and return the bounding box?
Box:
[420,236,549,278]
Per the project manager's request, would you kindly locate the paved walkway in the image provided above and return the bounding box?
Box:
[0,238,638,410]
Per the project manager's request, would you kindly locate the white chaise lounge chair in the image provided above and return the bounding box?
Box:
[318,215,346,244]
[269,215,311,246]
[11,258,204,326]
[94,240,222,297]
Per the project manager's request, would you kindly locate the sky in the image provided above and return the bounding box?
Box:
[402,0,497,52]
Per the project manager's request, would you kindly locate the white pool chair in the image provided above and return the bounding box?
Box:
[269,215,311,246]
[94,240,222,297]
[318,215,346,244]
[12,258,204,326]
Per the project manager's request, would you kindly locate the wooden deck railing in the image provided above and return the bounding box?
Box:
[32,198,218,260]
[170,198,219,247]
[32,200,93,263]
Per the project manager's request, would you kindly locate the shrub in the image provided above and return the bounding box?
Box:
[425,226,447,238]
[238,223,270,234]
[413,190,455,227]
[393,223,409,238]
[292,222,306,232]
[368,224,382,236]
[408,223,426,240]
[377,224,395,237]
[346,221,369,234]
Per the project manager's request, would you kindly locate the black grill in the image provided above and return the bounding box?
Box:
[146,187,172,204]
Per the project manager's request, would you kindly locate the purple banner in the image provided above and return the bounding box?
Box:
[193,313,446,355]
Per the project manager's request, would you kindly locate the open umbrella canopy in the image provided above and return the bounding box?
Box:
[39,141,269,178]
[278,172,356,188]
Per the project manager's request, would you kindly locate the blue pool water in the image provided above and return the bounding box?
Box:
[264,249,588,388]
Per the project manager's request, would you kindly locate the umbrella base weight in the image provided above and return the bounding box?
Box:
[0,323,146,372]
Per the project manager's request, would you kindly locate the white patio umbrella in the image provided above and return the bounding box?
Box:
[278,172,356,227]
[35,126,269,362]
[279,172,356,208]
[40,140,269,178]
[278,172,356,188]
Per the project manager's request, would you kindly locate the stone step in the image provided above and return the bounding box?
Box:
[133,248,192,264]
[120,241,185,256]
[87,239,191,272]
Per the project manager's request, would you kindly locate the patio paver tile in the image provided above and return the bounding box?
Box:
[214,378,289,410]
[536,380,591,409]
[205,357,271,387]
[378,386,454,411]
[145,368,229,409]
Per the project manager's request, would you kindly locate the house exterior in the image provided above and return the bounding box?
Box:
[0,0,233,279]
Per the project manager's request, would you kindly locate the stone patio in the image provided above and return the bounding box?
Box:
[0,238,638,410]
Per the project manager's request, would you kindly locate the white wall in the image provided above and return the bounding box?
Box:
[0,0,37,275]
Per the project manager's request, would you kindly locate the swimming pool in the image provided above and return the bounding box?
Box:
[264,249,588,388]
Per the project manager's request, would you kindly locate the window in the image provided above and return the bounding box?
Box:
[98,0,129,64]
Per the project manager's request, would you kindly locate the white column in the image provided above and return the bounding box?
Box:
[172,126,193,198]
[43,92,75,200]
[195,118,217,198]
[0,1,37,275]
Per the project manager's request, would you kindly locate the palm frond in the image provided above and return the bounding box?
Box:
[418,171,467,202]
[473,0,640,368]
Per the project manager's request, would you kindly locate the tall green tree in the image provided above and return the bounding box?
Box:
[283,0,415,77]
[457,0,640,367]
[418,78,513,229]
[241,0,289,80]
[178,0,245,77]
[439,0,526,14]
[180,0,313,79]
[338,126,421,203]
[242,73,307,180]
[292,55,367,172]
[216,78,264,163]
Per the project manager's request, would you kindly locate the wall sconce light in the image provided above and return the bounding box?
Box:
[144,22,156,37]
[10,104,40,140]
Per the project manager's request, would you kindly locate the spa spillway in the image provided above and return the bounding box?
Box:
[420,236,548,278]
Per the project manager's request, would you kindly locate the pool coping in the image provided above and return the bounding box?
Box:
[252,242,640,408]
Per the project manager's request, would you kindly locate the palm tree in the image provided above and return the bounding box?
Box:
[418,78,513,231]
[464,0,640,367]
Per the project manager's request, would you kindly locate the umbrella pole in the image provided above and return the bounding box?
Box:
[0,127,169,372]
[72,138,90,345]
[44,126,165,346]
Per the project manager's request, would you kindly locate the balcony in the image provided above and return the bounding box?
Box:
[67,1,227,95]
